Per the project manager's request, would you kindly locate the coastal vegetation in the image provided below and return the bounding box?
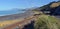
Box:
[34,15,60,29]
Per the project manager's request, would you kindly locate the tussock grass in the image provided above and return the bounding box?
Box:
[34,15,60,29]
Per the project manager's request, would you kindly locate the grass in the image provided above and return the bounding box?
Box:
[34,15,60,29]
[0,19,21,28]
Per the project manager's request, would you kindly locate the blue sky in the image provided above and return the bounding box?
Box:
[0,0,58,11]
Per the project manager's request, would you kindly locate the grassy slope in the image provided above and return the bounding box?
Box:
[34,15,60,29]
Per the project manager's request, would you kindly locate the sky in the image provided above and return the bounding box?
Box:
[0,0,58,11]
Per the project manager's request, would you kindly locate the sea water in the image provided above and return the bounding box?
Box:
[0,11,25,16]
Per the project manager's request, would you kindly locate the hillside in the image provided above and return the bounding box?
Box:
[0,1,60,29]
[34,1,60,29]
[32,1,60,19]
[33,1,60,15]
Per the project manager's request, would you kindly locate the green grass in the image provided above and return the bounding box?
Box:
[34,15,60,29]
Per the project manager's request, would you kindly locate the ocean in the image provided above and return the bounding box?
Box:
[0,11,25,16]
